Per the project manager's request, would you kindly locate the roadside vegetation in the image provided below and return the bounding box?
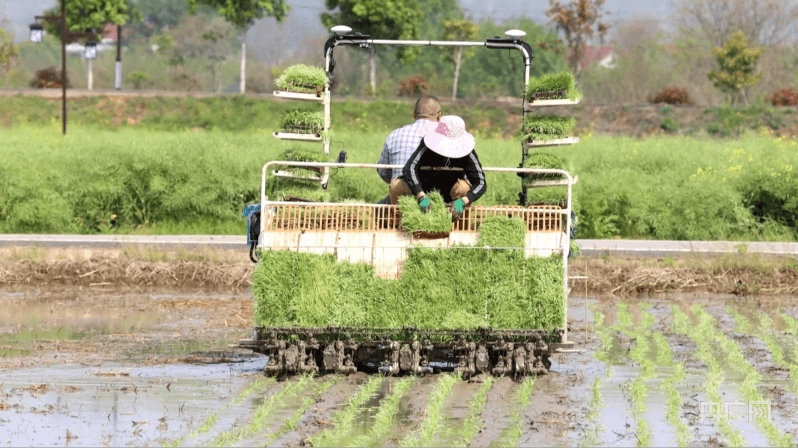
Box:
[1,121,797,241]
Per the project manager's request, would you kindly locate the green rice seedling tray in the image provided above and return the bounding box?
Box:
[275,64,328,94]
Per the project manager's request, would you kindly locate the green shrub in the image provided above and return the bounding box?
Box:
[660,117,679,133]
[398,191,452,233]
[274,64,328,92]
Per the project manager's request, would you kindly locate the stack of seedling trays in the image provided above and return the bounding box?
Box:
[519,72,581,209]
[272,64,331,197]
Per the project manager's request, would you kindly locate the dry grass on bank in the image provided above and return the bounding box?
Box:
[1,246,797,297]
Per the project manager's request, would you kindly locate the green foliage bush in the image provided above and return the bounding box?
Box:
[252,219,564,331]
[2,125,797,242]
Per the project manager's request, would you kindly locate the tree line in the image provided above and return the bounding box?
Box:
[1,0,796,106]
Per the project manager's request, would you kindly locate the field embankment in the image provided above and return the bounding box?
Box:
[2,93,798,138]
[1,246,796,298]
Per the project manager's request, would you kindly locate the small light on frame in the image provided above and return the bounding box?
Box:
[331,25,352,35]
[29,23,44,43]
[504,29,527,39]
[84,41,98,59]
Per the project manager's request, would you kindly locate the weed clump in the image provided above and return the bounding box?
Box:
[398,190,452,233]
[252,216,564,331]
[274,64,328,93]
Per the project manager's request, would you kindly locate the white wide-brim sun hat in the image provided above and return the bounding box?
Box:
[423,115,475,159]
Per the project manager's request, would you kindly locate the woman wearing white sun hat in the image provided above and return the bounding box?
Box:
[391,115,487,222]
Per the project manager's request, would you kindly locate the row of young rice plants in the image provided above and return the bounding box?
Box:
[258,376,339,447]
[449,376,495,447]
[206,373,317,447]
[613,303,654,447]
[162,377,276,447]
[649,331,693,447]
[671,305,746,446]
[673,304,794,446]
[489,376,537,447]
[580,309,618,447]
[727,307,798,404]
[307,375,384,447]
[350,376,416,447]
[399,373,460,447]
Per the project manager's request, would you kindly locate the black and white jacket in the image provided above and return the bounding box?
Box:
[401,142,487,204]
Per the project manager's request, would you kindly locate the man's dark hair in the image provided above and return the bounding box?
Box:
[414,95,441,119]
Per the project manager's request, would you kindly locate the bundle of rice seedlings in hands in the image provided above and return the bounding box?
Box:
[518,115,576,142]
[520,152,573,181]
[275,64,328,93]
[525,72,581,101]
[278,110,325,134]
[398,190,452,234]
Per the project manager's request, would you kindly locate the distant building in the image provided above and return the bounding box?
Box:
[580,46,617,69]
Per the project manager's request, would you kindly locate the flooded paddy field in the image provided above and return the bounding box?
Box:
[1,247,798,446]
[2,287,798,446]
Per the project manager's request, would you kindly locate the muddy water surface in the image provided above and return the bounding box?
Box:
[2,286,798,446]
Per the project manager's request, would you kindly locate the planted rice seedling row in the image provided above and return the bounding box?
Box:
[727,308,798,404]
[671,305,746,446]
[352,376,416,447]
[490,376,537,447]
[454,376,494,447]
[649,332,693,447]
[399,373,460,447]
[163,377,277,447]
[692,306,793,447]
[260,376,340,447]
[208,373,315,447]
[307,375,384,447]
[615,304,654,447]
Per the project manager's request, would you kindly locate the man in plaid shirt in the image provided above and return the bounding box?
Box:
[376,95,441,204]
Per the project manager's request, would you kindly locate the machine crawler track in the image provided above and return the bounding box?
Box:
[239,326,559,378]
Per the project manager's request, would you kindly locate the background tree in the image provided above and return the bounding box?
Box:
[546,0,609,78]
[188,0,289,94]
[707,30,763,105]
[442,19,479,100]
[0,26,18,77]
[673,0,798,47]
[41,0,130,41]
[130,0,193,40]
[321,0,422,96]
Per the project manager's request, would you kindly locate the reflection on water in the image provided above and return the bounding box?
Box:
[0,359,266,447]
